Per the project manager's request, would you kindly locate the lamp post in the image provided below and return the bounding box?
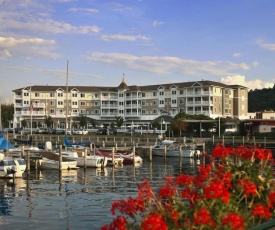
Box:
[161,118,165,135]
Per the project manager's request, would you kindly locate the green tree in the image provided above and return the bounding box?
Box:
[115,116,124,128]
[79,115,87,128]
[44,115,53,128]
[1,103,14,128]
[21,119,27,128]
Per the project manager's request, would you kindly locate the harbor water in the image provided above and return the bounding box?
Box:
[0,157,202,230]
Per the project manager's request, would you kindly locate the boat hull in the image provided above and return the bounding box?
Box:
[152,149,200,157]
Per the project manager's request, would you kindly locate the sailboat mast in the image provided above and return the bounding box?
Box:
[66,60,69,132]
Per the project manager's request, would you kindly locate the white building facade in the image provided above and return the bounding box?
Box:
[12,79,248,129]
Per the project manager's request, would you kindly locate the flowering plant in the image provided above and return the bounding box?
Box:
[102,144,275,230]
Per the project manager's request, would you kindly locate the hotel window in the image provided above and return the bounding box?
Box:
[72,93,77,97]
[50,92,55,97]
[142,101,146,106]
[50,109,55,114]
[80,101,86,106]
[35,93,40,97]
[24,92,29,97]
[94,94,98,98]
[153,100,157,105]
[80,109,86,114]
[57,101,63,105]
[119,110,124,114]
[159,91,164,96]
[50,101,55,106]
[172,90,177,95]
[80,93,85,98]
[159,100,164,105]
[57,93,63,97]
[180,90,184,95]
[153,92,157,96]
[142,109,146,114]
[119,102,124,106]
[119,93,124,97]
[172,99,177,104]
[72,101,77,106]
[153,109,157,114]
[142,93,145,97]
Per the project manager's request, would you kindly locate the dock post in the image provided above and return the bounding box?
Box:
[112,147,115,166]
[103,141,105,148]
[22,145,25,158]
[26,150,30,173]
[115,143,117,151]
[59,145,62,172]
[90,143,93,152]
[164,145,167,160]
[124,143,126,148]
[133,146,136,161]
[149,145,152,162]
[84,148,87,169]
[179,145,182,159]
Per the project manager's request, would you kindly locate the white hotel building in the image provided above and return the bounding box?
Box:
[12,78,248,130]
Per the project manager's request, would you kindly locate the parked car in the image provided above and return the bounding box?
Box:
[72,129,88,135]
[54,129,66,135]
[108,128,117,135]
[96,128,107,135]
[126,129,136,136]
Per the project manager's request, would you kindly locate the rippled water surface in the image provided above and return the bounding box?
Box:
[0,157,202,230]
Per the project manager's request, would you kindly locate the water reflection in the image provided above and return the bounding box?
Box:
[0,156,203,229]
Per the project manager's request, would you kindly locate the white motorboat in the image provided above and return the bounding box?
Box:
[56,150,108,168]
[0,153,26,178]
[30,152,79,170]
[152,140,201,158]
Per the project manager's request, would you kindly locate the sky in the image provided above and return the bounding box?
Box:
[1,0,275,103]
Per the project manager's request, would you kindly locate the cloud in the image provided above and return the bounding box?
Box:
[1,18,100,34]
[221,75,274,90]
[101,34,150,42]
[153,20,164,27]
[257,40,275,51]
[233,52,242,57]
[86,52,250,76]
[0,36,60,59]
[68,7,99,14]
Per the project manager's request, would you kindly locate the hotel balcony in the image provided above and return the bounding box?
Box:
[15,110,46,117]
[33,102,46,108]
[101,104,118,108]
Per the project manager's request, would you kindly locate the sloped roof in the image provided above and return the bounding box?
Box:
[12,80,246,93]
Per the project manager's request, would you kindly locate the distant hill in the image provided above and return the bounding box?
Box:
[248,86,275,112]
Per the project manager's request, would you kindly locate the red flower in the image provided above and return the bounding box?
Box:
[171,210,179,227]
[101,216,127,230]
[141,213,168,230]
[137,179,153,200]
[176,174,194,186]
[194,208,214,227]
[111,197,146,217]
[268,191,275,208]
[204,181,230,203]
[212,144,233,158]
[159,185,176,197]
[238,179,257,196]
[222,213,245,230]
[252,204,271,220]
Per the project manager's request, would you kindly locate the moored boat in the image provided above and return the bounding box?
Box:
[0,153,26,178]
[118,152,143,165]
[152,140,201,158]
[55,149,108,168]
[94,150,124,166]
